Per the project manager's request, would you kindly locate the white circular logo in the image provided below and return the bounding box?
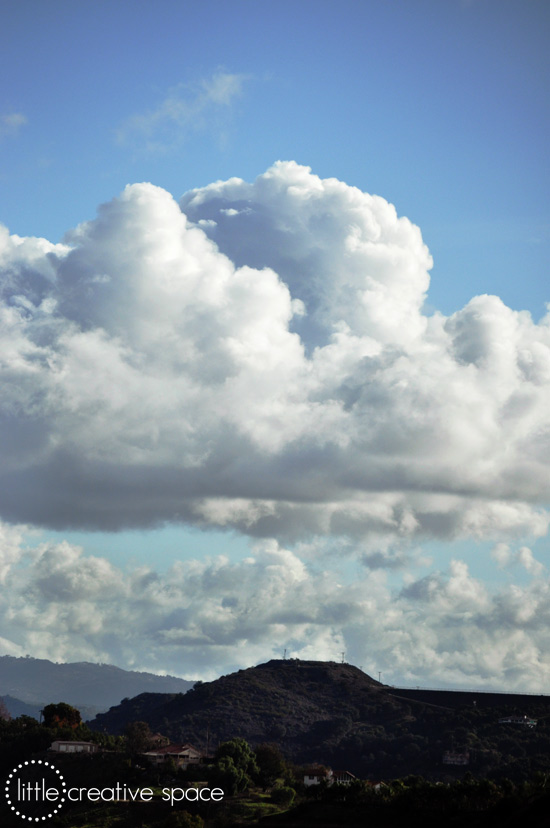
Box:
[5,760,66,822]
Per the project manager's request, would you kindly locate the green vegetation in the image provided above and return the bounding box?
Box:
[124,720,155,755]
[270,786,296,808]
[262,773,550,827]
[4,661,550,826]
[2,708,550,827]
[91,660,550,782]
[42,702,82,729]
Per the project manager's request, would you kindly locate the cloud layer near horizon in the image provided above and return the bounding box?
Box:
[0,523,548,690]
[1,161,549,545]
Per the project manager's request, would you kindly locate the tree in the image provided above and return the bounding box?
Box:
[0,698,11,721]
[254,743,287,789]
[124,720,153,754]
[214,755,247,796]
[215,738,259,778]
[42,703,81,729]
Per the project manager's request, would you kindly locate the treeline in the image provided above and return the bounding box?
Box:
[0,703,120,776]
[3,700,550,827]
[264,773,550,828]
[0,708,297,828]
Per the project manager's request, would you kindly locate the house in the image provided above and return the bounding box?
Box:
[142,743,202,769]
[49,740,99,754]
[303,766,333,786]
[442,751,469,765]
[303,766,359,786]
[332,770,357,785]
[364,780,387,792]
[498,715,537,728]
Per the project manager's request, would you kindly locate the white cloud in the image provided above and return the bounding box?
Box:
[1,525,549,690]
[116,71,248,152]
[0,522,25,585]
[0,162,548,555]
[491,542,544,576]
[1,162,547,686]
[181,160,432,349]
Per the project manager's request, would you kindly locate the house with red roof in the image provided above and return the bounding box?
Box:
[142,743,202,769]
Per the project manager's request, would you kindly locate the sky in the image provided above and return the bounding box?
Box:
[0,0,549,690]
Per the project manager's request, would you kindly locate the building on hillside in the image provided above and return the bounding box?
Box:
[442,751,470,765]
[142,743,202,769]
[365,780,387,792]
[332,770,357,785]
[498,715,537,728]
[303,766,333,786]
[49,740,99,754]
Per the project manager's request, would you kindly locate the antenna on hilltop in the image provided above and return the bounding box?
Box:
[341,652,346,664]
[283,648,287,660]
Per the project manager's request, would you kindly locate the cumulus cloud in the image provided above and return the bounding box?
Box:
[116,71,248,152]
[491,542,544,575]
[0,161,548,552]
[1,526,549,690]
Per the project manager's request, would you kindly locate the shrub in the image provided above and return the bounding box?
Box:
[271,786,296,808]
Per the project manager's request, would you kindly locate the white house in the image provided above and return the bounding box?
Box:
[142,743,202,769]
[303,766,333,786]
[442,751,470,765]
[498,715,537,728]
[332,769,357,785]
[49,740,98,754]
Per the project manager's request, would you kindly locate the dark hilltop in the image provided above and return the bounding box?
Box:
[91,658,550,780]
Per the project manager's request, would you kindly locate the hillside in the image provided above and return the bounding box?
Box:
[0,655,193,715]
[91,659,550,781]
[92,659,386,745]
[91,659,421,771]
[389,686,550,710]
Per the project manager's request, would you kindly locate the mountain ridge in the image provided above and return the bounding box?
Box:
[0,655,193,715]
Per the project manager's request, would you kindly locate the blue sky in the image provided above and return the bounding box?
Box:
[2,0,548,316]
[0,0,549,688]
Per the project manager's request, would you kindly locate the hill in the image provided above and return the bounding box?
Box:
[0,655,193,716]
[90,659,550,781]
[91,659,386,747]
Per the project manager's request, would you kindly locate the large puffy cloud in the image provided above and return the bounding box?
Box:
[0,525,548,690]
[0,162,549,544]
[181,160,432,348]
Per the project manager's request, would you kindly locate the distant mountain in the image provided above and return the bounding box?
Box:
[90,659,550,781]
[0,655,193,718]
[0,694,103,722]
[1,694,48,721]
